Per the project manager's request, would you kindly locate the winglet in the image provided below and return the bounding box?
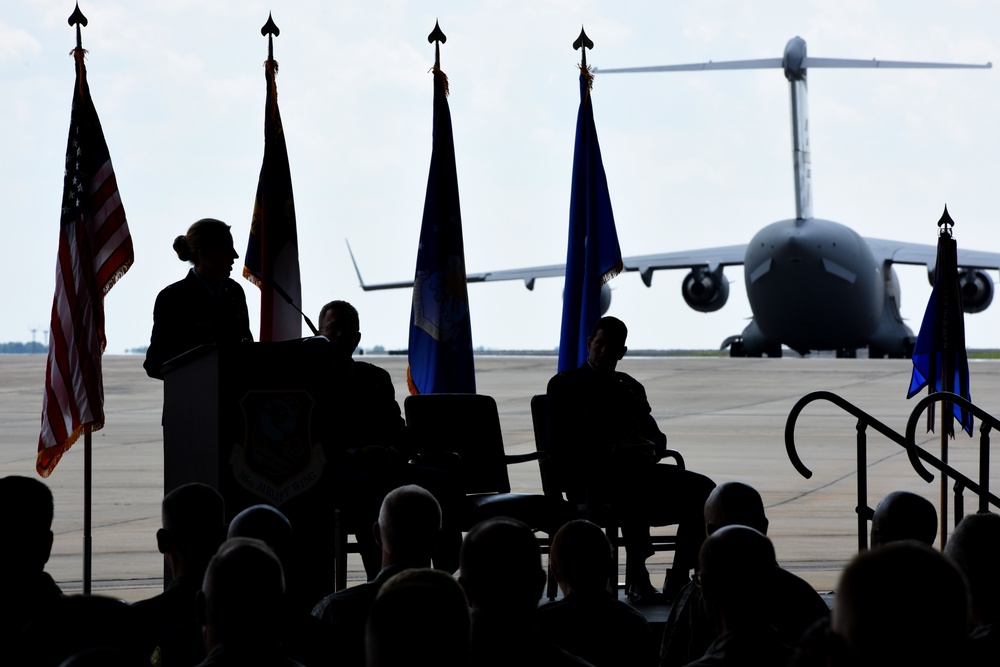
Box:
[345,240,369,290]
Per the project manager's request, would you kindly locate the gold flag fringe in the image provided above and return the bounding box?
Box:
[431,66,450,96]
[71,47,88,96]
[406,364,421,395]
[601,259,623,285]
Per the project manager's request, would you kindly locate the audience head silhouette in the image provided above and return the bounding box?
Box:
[698,525,778,631]
[870,490,937,547]
[376,484,442,568]
[227,503,293,561]
[460,517,544,612]
[944,511,1000,626]
[549,519,613,594]
[703,480,768,535]
[0,475,54,573]
[196,537,285,650]
[366,568,470,667]
[833,540,967,666]
[156,483,225,579]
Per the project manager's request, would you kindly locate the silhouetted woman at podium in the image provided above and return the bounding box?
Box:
[144,218,253,379]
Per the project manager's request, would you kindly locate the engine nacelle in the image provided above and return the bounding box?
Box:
[959,269,994,314]
[599,283,612,315]
[682,266,729,313]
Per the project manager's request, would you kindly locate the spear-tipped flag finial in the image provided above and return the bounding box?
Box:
[429,20,447,69]
[938,204,955,232]
[68,3,88,50]
[573,26,594,68]
[262,13,280,61]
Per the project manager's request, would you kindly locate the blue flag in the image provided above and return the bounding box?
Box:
[907,227,972,435]
[407,68,476,394]
[557,69,623,373]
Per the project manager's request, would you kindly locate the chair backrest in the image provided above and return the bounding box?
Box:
[529,394,570,500]
[404,393,511,495]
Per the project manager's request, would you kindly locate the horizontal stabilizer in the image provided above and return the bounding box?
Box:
[805,57,991,69]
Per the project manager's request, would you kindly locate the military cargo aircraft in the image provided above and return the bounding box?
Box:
[351,37,995,357]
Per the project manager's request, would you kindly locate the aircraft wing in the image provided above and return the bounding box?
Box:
[622,245,747,286]
[347,239,748,291]
[865,237,1000,273]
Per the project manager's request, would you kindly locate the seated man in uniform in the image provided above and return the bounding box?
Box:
[317,300,460,579]
[546,316,716,604]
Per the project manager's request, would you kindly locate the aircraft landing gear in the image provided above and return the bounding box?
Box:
[835,348,857,359]
[721,334,782,358]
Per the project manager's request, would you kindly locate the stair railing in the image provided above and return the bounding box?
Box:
[785,390,999,553]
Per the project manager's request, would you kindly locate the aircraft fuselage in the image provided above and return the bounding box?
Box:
[744,217,885,353]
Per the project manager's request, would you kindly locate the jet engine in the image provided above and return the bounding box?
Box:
[959,269,994,314]
[600,283,612,315]
[681,266,729,313]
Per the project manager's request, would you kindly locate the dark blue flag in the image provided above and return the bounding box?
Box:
[907,225,972,435]
[407,68,476,394]
[557,69,623,373]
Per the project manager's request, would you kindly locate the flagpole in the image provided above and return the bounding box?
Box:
[940,408,948,549]
[69,1,94,597]
[908,206,972,552]
[84,431,92,594]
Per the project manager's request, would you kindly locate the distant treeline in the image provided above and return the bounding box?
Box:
[0,341,47,354]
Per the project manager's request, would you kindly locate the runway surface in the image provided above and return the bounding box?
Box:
[2,353,997,601]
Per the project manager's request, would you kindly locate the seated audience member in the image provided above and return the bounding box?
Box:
[0,475,65,661]
[832,541,968,666]
[154,504,325,667]
[870,490,937,547]
[944,512,1000,665]
[660,481,828,667]
[366,568,470,667]
[316,300,460,580]
[133,484,225,657]
[537,520,655,667]
[547,316,716,603]
[685,525,793,666]
[460,517,593,666]
[312,485,442,667]
[195,538,304,667]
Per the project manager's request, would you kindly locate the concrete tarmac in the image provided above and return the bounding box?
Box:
[2,353,997,602]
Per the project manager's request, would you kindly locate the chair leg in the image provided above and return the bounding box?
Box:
[334,509,347,592]
[605,522,623,595]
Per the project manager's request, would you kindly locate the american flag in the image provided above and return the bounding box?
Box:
[37,47,133,477]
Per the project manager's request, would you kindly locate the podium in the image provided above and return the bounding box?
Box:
[161,341,335,521]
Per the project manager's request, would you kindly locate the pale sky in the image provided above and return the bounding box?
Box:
[4,0,999,353]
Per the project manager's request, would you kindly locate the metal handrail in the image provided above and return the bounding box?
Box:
[785,391,908,551]
[785,390,999,553]
[904,391,999,514]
